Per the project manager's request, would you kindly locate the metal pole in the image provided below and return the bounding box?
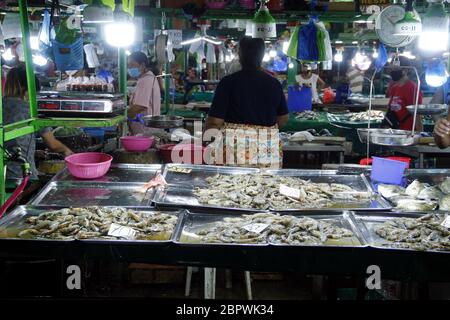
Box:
[18,0,37,118]
[118,47,128,137]
[365,70,377,160]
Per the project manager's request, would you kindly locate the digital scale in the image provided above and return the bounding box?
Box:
[37,92,126,117]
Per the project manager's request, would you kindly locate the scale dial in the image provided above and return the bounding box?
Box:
[376,5,417,48]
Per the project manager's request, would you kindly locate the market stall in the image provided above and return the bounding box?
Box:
[1,0,450,302]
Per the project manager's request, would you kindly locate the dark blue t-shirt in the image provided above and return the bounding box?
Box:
[208,69,288,126]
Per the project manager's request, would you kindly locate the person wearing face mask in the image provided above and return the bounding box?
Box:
[384,58,423,131]
[127,51,161,135]
[3,66,73,181]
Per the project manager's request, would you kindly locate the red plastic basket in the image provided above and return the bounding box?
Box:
[360,156,411,168]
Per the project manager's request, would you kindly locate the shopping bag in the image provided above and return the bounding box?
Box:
[286,25,300,59]
[374,42,388,71]
[288,85,312,112]
[298,20,318,61]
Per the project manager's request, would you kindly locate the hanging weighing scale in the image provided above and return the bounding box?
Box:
[375,4,420,48]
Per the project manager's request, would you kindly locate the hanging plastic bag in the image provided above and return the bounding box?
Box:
[315,21,332,61]
[316,27,326,62]
[298,20,318,61]
[286,25,300,59]
[288,85,312,112]
[322,87,336,104]
[206,43,216,64]
[38,9,53,48]
[374,43,388,71]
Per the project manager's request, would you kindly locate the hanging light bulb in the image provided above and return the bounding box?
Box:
[425,59,449,87]
[252,0,277,39]
[419,0,449,53]
[2,48,14,61]
[400,50,416,59]
[30,36,39,50]
[334,51,343,63]
[372,47,379,58]
[282,41,289,54]
[288,62,294,69]
[352,49,372,71]
[33,54,48,66]
[104,3,135,48]
[269,49,277,58]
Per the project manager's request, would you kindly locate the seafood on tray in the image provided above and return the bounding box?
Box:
[347,110,384,122]
[181,212,359,245]
[374,214,450,251]
[193,174,370,210]
[377,177,450,211]
[3,207,178,241]
[293,111,319,120]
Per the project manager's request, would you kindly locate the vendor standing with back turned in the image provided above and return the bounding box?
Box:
[205,37,289,169]
[127,52,161,135]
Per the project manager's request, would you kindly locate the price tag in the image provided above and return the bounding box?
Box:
[441,216,450,229]
[279,184,301,199]
[108,223,136,240]
[241,223,269,234]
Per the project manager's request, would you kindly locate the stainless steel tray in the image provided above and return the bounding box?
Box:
[144,115,184,128]
[369,169,450,211]
[353,212,450,253]
[0,206,184,243]
[30,182,155,207]
[162,164,260,188]
[404,169,450,185]
[407,104,447,115]
[174,211,366,247]
[357,128,420,146]
[52,163,163,183]
[153,170,392,212]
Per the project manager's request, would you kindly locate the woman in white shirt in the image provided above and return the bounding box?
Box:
[295,63,326,104]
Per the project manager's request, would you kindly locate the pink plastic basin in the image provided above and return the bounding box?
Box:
[65,152,113,179]
[121,136,154,152]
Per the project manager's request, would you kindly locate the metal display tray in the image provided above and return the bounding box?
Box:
[174,210,367,247]
[30,182,155,207]
[403,169,450,185]
[0,206,184,244]
[162,164,260,188]
[52,163,164,183]
[154,169,392,212]
[353,212,450,254]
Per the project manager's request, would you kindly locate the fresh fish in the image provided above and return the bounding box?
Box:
[389,196,417,206]
[417,186,443,200]
[377,184,406,199]
[439,177,450,195]
[405,180,427,197]
[395,199,438,211]
[439,195,450,211]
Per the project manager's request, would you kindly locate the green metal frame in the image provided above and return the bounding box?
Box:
[0,0,130,205]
